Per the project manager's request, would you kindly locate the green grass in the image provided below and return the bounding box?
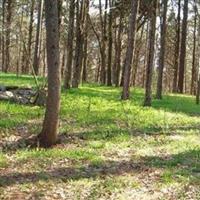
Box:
[0,73,200,199]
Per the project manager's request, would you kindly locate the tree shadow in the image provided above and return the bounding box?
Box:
[0,159,143,187]
[1,149,200,188]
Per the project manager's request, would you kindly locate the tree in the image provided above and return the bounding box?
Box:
[191,1,198,95]
[107,0,113,86]
[144,0,157,106]
[178,0,189,93]
[39,0,61,148]
[156,0,168,99]
[4,0,12,73]
[121,0,140,100]
[33,0,44,75]
[25,0,35,74]
[64,0,75,89]
[172,0,181,93]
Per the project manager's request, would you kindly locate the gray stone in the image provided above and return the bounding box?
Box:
[0,85,6,92]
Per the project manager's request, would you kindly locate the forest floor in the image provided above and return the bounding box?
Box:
[0,73,200,200]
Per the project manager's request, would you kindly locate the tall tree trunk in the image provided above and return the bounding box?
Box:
[156,0,168,99]
[172,0,181,93]
[39,0,61,148]
[5,0,12,73]
[82,0,89,83]
[33,0,44,75]
[64,0,75,89]
[99,0,108,85]
[191,1,197,95]
[72,0,84,88]
[121,0,140,100]
[144,0,157,106]
[177,0,189,93]
[107,0,113,86]
[1,0,5,72]
[25,0,35,74]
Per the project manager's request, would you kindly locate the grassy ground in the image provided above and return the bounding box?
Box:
[0,73,200,200]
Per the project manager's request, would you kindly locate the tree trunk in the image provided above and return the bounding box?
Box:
[107,0,113,86]
[5,0,12,73]
[177,0,189,93]
[82,0,89,83]
[64,0,75,89]
[156,0,168,99]
[25,0,35,74]
[121,0,140,100]
[1,0,5,72]
[33,0,44,76]
[172,0,181,93]
[144,0,157,106]
[191,1,197,95]
[39,0,61,148]
[72,0,84,88]
[99,0,108,85]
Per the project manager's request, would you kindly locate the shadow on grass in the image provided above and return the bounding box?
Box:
[1,149,200,187]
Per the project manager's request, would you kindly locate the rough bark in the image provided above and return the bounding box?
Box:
[64,0,75,89]
[144,0,157,106]
[33,0,44,75]
[121,0,140,100]
[107,0,113,86]
[156,0,168,99]
[191,1,198,95]
[5,0,12,73]
[172,0,181,93]
[39,0,61,148]
[177,0,189,93]
[72,0,85,88]
[25,0,35,74]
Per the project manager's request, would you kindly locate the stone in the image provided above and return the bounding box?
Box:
[0,85,6,92]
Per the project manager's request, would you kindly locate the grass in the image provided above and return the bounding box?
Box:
[0,73,200,199]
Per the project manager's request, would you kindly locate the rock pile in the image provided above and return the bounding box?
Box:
[0,85,46,106]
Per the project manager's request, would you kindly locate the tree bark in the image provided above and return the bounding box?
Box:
[39,0,61,148]
[25,0,35,74]
[191,1,198,95]
[5,0,12,73]
[144,0,157,106]
[121,0,140,100]
[64,0,75,89]
[107,0,113,86]
[177,0,189,93]
[156,0,168,99]
[172,0,181,93]
[33,0,44,75]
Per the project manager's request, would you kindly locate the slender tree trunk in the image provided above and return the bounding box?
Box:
[121,0,140,100]
[172,0,181,93]
[64,0,75,89]
[82,0,89,83]
[72,0,84,88]
[2,0,5,72]
[178,0,189,93]
[39,0,61,148]
[99,0,108,85]
[107,0,113,86]
[156,0,168,99]
[5,0,12,73]
[144,0,157,106]
[25,0,35,74]
[33,0,44,75]
[191,1,197,95]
